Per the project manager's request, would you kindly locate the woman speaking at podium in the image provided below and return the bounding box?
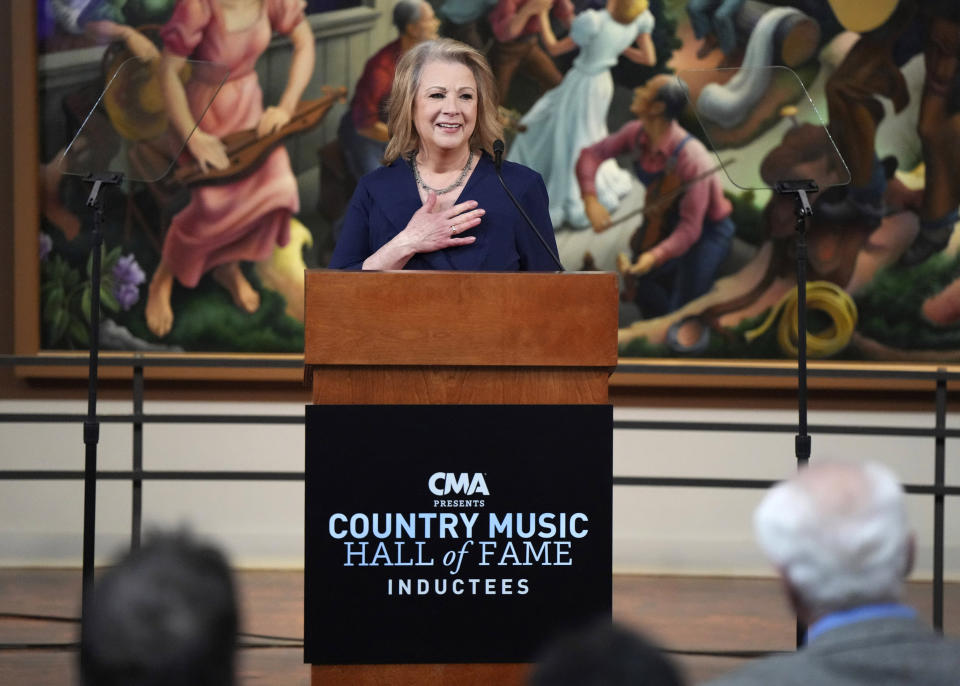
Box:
[329,39,559,271]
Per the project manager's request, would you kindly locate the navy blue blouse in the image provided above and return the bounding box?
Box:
[329,153,559,271]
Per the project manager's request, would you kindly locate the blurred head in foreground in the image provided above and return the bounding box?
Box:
[754,460,913,623]
[529,620,684,686]
[80,531,238,686]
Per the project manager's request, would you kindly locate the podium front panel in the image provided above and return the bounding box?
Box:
[304,404,613,664]
[310,367,610,404]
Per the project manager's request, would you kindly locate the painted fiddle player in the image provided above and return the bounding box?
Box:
[577,74,733,318]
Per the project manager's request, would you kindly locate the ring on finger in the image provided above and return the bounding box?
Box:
[450,225,457,237]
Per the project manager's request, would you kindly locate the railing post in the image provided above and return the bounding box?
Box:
[131,360,144,550]
[933,368,946,632]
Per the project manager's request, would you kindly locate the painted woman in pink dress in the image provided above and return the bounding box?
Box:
[145,0,314,337]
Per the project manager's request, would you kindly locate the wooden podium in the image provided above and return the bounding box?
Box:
[304,270,618,686]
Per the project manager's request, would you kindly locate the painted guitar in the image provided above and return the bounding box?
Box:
[173,86,347,187]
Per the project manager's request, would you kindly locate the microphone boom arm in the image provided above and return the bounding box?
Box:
[493,140,564,272]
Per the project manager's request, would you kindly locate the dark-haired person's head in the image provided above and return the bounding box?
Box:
[80,531,238,686]
[529,620,684,686]
[392,0,439,42]
[630,74,689,123]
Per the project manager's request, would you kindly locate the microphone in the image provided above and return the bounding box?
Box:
[491,139,564,271]
[494,139,504,172]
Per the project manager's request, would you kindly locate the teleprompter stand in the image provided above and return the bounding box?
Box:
[775,179,817,648]
[775,178,817,465]
[57,56,230,611]
[679,65,850,470]
[680,65,851,649]
[80,172,123,614]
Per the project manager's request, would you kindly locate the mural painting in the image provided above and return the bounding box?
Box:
[32,0,960,363]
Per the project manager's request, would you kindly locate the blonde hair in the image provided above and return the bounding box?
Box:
[609,0,648,24]
[383,39,502,164]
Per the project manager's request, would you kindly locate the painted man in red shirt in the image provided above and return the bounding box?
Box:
[577,74,734,317]
[337,0,440,180]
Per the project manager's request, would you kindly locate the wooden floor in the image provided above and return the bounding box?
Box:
[1,569,957,685]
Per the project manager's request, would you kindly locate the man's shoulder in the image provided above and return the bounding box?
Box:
[613,119,644,140]
[703,651,808,686]
[704,620,960,686]
[673,128,718,175]
[592,120,642,154]
[366,39,401,69]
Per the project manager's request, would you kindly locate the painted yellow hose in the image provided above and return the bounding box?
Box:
[744,281,858,358]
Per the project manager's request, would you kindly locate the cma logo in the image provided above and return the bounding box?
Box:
[428,472,490,496]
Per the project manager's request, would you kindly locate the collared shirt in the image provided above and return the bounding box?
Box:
[489,0,574,43]
[576,119,732,265]
[806,603,918,644]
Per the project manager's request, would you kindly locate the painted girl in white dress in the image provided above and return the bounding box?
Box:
[506,0,655,229]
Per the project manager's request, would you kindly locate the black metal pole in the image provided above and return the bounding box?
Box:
[80,173,123,616]
[775,180,817,650]
[132,361,144,550]
[933,369,946,632]
[773,181,816,465]
[795,216,808,465]
[81,191,104,615]
[789,187,814,466]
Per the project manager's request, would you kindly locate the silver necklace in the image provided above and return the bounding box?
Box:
[410,150,474,195]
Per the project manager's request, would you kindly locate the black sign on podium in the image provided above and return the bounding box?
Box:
[304,404,613,664]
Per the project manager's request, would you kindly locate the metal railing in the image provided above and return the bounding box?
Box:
[1,354,956,633]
